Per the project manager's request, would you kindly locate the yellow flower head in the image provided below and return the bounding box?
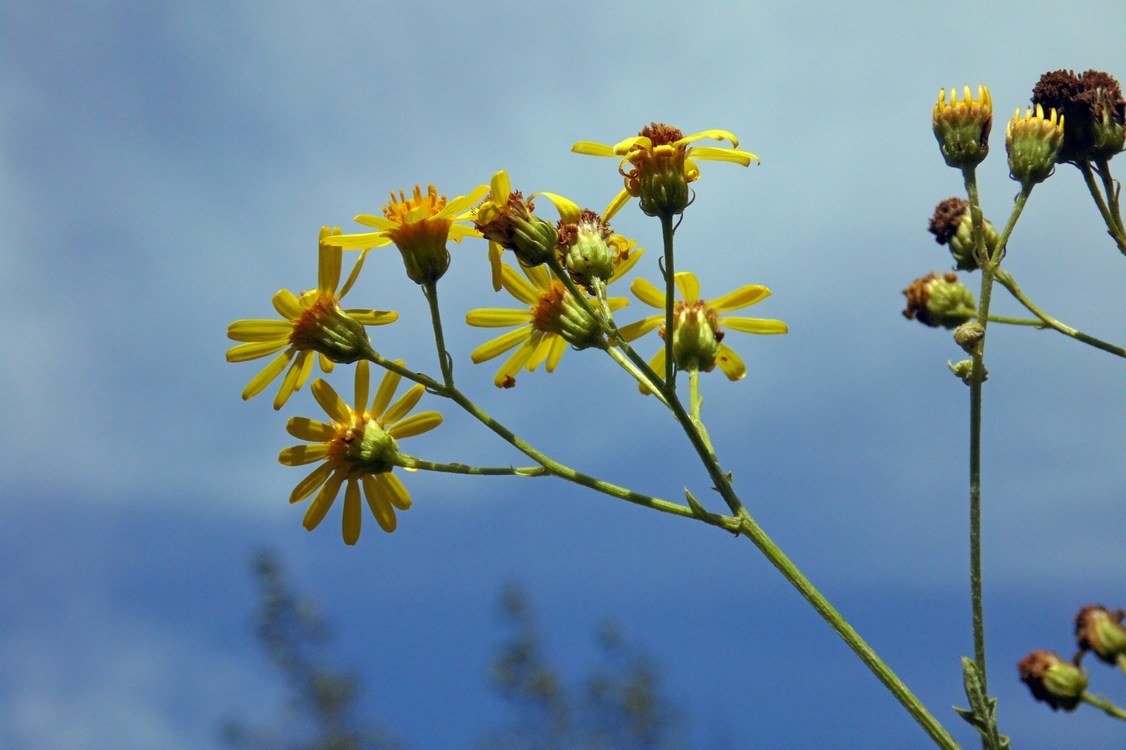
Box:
[1006,104,1064,186]
[619,272,787,382]
[932,85,992,168]
[572,123,759,219]
[466,261,635,388]
[279,360,443,544]
[324,183,489,284]
[227,227,398,409]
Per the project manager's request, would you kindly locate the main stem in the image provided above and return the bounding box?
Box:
[661,213,677,390]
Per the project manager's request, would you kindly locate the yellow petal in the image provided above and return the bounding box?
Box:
[303,471,344,531]
[674,272,700,304]
[380,472,412,510]
[318,241,342,295]
[362,474,397,532]
[227,339,290,363]
[342,480,361,545]
[354,360,370,413]
[387,411,443,439]
[499,263,540,305]
[323,231,392,250]
[273,350,313,410]
[241,350,292,399]
[618,316,662,342]
[438,184,490,218]
[471,326,533,363]
[603,188,631,221]
[525,334,555,371]
[489,242,503,292]
[722,317,788,335]
[466,309,534,327]
[227,320,293,342]
[286,416,336,442]
[338,247,371,299]
[490,171,511,205]
[494,336,537,387]
[352,214,397,230]
[544,335,568,372]
[371,363,404,419]
[688,146,758,166]
[608,246,644,282]
[347,308,398,326]
[272,289,303,319]
[630,277,666,309]
[534,192,581,223]
[289,462,333,504]
[710,285,771,311]
[524,262,552,292]
[312,378,352,424]
[677,129,739,147]
[278,444,331,466]
[715,344,747,381]
[383,384,425,426]
[640,348,666,395]
[571,141,617,157]
[612,135,651,154]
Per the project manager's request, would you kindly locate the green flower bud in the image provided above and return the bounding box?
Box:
[1018,650,1088,712]
[557,209,616,291]
[902,272,977,329]
[947,358,986,386]
[953,322,985,355]
[933,85,992,169]
[1007,104,1065,186]
[671,301,721,372]
[1075,605,1126,665]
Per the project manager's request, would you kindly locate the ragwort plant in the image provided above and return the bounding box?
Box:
[228,70,1126,747]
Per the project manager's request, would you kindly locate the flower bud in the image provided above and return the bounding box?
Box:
[953,322,985,355]
[474,189,559,267]
[928,198,1001,271]
[1018,650,1088,711]
[947,358,986,386]
[557,209,616,291]
[1075,605,1126,665]
[671,301,721,372]
[902,272,977,329]
[1007,104,1065,186]
[288,296,372,364]
[933,85,992,169]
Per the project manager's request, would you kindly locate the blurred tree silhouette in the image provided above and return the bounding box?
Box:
[223,552,692,749]
[220,550,404,750]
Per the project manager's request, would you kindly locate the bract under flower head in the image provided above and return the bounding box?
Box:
[278,360,443,544]
[323,183,489,284]
[619,272,787,384]
[933,85,992,168]
[572,123,759,220]
[226,227,398,409]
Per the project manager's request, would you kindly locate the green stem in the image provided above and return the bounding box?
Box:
[994,270,1126,357]
[422,281,454,387]
[660,213,677,391]
[606,346,671,407]
[687,368,714,454]
[1094,158,1126,238]
[1079,161,1126,255]
[962,170,1032,700]
[359,345,736,530]
[396,456,548,476]
[1081,691,1126,721]
[949,307,1045,327]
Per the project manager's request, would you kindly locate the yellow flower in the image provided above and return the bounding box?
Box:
[227,227,398,409]
[278,360,443,544]
[572,123,759,219]
[466,260,636,388]
[932,85,992,168]
[619,272,787,380]
[473,170,562,289]
[322,183,489,284]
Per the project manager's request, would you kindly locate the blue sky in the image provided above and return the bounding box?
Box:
[3,1,1125,748]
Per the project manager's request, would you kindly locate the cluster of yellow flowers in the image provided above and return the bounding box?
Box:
[227,124,787,543]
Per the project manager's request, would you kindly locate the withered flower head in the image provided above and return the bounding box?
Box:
[902,272,977,329]
[1018,650,1087,712]
[1075,605,1126,665]
[1032,69,1126,162]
